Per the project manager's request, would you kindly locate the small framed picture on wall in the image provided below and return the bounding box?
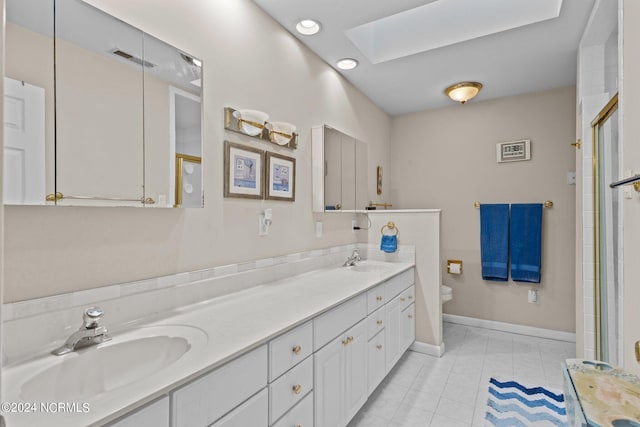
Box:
[265,152,296,201]
[224,141,264,199]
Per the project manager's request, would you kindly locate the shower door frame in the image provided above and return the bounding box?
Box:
[592,93,621,363]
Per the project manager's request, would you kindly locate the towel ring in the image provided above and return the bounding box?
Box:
[381,221,399,236]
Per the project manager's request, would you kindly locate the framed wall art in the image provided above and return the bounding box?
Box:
[265,152,295,201]
[224,141,264,199]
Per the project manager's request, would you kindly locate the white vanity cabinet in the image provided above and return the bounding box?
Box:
[314,319,368,427]
[100,266,415,427]
[108,396,170,427]
[170,345,268,426]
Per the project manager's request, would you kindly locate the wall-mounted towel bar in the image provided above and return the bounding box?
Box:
[474,200,553,208]
[609,174,640,191]
[46,192,155,204]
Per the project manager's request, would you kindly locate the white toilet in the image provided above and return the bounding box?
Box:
[441,285,453,303]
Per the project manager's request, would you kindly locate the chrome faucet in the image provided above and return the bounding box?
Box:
[343,249,361,267]
[52,307,111,356]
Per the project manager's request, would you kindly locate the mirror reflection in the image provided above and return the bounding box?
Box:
[313,125,368,212]
[4,0,203,208]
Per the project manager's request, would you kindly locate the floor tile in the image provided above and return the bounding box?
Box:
[349,322,576,427]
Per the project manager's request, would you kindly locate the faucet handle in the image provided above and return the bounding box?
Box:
[82,306,104,329]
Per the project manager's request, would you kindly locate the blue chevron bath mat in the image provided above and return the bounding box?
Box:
[484,378,568,427]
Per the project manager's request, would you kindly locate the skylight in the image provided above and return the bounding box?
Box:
[345,0,563,64]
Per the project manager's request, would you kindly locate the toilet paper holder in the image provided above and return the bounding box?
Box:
[447,260,463,274]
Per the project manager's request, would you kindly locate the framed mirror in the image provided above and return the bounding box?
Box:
[3,0,203,208]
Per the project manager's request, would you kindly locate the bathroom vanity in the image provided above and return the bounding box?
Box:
[2,252,416,427]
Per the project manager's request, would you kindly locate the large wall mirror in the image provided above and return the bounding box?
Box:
[312,125,368,212]
[4,0,203,207]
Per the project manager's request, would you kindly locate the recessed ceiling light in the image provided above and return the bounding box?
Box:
[296,19,321,35]
[336,58,358,70]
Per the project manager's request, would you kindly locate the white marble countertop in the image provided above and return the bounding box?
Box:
[2,260,414,426]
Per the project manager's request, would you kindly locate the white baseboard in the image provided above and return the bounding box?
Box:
[442,314,576,343]
[410,340,445,357]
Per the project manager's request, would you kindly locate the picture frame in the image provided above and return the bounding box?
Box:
[224,141,264,199]
[265,152,296,201]
[496,139,531,163]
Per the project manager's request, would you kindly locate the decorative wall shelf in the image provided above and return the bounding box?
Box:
[224,107,298,149]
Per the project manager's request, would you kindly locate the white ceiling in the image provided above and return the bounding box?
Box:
[252,0,595,115]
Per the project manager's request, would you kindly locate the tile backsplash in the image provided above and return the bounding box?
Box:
[3,244,415,364]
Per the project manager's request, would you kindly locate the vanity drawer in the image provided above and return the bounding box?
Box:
[269,321,312,382]
[385,268,415,301]
[367,305,386,340]
[367,283,386,314]
[271,391,313,427]
[314,293,366,350]
[400,285,415,311]
[211,388,268,427]
[171,345,267,427]
[269,355,313,424]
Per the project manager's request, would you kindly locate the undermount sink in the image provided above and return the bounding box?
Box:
[349,263,392,273]
[20,325,207,402]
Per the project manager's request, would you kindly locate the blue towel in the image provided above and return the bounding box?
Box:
[380,235,397,253]
[480,204,509,281]
[510,203,543,283]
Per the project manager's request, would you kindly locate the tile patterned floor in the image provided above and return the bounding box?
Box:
[348,322,576,427]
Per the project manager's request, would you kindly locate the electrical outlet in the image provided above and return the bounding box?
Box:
[528,289,538,304]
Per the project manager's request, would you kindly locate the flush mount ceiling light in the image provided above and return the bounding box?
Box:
[444,82,483,104]
[296,19,321,35]
[336,58,359,70]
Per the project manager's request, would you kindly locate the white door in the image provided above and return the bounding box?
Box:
[314,337,344,427]
[3,77,45,205]
[367,330,386,396]
[401,304,416,353]
[343,320,368,423]
[385,295,402,373]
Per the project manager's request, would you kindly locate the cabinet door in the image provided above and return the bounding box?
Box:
[401,303,416,353]
[367,331,386,397]
[344,319,368,423]
[314,336,344,427]
[211,388,268,427]
[385,295,402,373]
[108,396,169,427]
